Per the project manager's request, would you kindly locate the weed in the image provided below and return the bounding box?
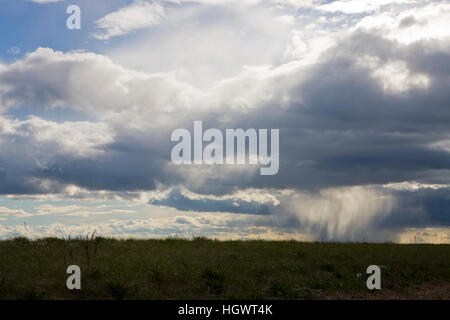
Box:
[106,281,129,300]
[202,267,224,294]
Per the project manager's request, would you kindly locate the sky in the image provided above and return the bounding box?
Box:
[0,0,449,243]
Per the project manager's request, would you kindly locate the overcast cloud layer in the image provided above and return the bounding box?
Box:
[0,0,449,242]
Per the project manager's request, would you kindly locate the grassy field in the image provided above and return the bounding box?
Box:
[0,237,449,300]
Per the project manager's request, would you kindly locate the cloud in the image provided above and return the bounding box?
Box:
[92,1,166,40]
[1,0,450,241]
[0,47,201,122]
[317,0,414,14]
[162,0,314,9]
[396,227,450,244]
[7,47,21,55]
[28,0,65,3]
[0,116,114,157]
[354,3,450,44]
[0,115,116,194]
[0,213,295,240]
[144,184,450,241]
[149,187,273,214]
[108,1,297,87]
[0,187,448,242]
[2,29,450,197]
[0,207,32,218]
[34,203,137,217]
[267,186,395,241]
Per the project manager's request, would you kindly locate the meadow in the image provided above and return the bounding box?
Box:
[0,237,449,300]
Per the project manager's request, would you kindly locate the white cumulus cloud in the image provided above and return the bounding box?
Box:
[93,1,165,40]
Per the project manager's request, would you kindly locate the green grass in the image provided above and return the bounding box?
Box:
[0,237,449,300]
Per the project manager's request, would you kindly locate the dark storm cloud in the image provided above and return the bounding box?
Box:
[198,32,450,192]
[149,188,271,215]
[379,187,450,229]
[0,32,449,215]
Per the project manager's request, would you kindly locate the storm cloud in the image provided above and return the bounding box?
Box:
[0,0,449,241]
